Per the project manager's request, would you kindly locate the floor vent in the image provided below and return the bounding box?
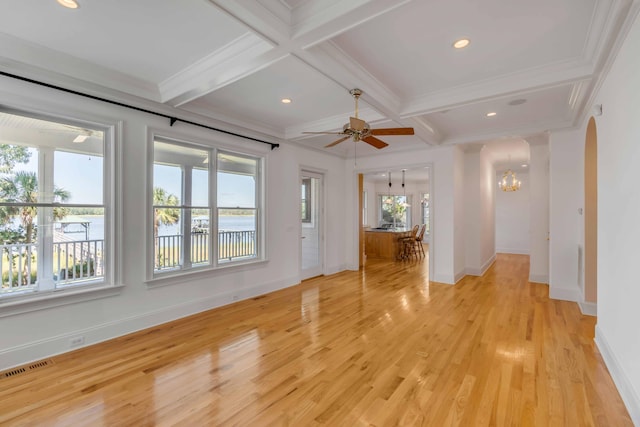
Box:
[1,359,54,379]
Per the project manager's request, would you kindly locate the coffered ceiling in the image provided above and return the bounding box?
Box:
[0,0,637,161]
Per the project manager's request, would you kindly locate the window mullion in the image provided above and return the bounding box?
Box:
[38,147,55,292]
[182,166,192,270]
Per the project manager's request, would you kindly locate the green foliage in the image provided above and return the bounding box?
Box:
[0,144,31,174]
[2,269,37,287]
[153,187,179,238]
[0,171,70,243]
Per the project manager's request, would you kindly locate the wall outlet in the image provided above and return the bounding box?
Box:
[69,336,85,347]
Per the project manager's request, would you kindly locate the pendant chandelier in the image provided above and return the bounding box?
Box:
[498,169,521,192]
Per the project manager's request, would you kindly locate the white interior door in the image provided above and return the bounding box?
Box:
[301,171,323,279]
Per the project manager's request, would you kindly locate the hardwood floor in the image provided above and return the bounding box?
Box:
[0,254,632,426]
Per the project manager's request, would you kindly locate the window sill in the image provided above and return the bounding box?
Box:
[146,258,269,288]
[0,284,124,318]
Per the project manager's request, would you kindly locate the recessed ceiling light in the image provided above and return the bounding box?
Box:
[281,98,292,104]
[57,0,79,9]
[486,112,497,117]
[73,134,88,143]
[453,38,470,49]
[521,164,528,168]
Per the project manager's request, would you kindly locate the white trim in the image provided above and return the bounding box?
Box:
[549,286,580,302]
[496,248,530,255]
[578,300,597,316]
[433,273,456,284]
[529,274,549,284]
[594,325,640,426]
[0,285,123,318]
[465,254,496,276]
[0,275,298,371]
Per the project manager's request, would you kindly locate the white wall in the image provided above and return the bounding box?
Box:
[464,148,496,275]
[495,171,530,254]
[591,8,640,424]
[528,138,550,283]
[453,146,466,281]
[480,149,496,266]
[549,128,584,302]
[0,75,347,370]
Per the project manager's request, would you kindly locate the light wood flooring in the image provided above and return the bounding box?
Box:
[0,253,632,426]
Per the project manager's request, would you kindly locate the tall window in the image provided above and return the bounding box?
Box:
[0,110,110,298]
[217,151,260,263]
[151,139,262,276]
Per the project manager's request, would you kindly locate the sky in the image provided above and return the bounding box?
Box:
[8,147,255,208]
[12,147,103,204]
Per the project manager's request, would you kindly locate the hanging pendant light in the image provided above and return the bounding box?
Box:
[384,171,393,205]
[498,169,521,192]
[401,169,411,207]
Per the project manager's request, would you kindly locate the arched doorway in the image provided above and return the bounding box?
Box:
[584,117,597,303]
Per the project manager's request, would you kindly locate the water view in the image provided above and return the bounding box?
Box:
[66,215,255,241]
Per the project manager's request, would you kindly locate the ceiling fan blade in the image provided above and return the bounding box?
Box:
[303,131,345,135]
[350,117,366,132]
[370,127,415,136]
[325,136,351,148]
[362,136,389,149]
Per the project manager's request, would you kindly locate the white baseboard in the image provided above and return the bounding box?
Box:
[578,301,597,316]
[496,248,530,255]
[465,255,496,277]
[549,286,580,302]
[595,325,640,425]
[0,275,299,371]
[433,273,455,285]
[529,274,549,284]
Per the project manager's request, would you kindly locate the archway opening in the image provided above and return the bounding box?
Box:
[584,116,598,303]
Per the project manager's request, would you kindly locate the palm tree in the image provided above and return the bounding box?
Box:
[0,171,70,243]
[153,187,180,237]
[0,171,69,286]
[153,187,179,268]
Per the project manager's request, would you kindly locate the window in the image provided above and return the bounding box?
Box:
[151,139,263,277]
[378,194,411,228]
[0,110,112,300]
[421,193,430,233]
[301,178,311,223]
[362,190,368,226]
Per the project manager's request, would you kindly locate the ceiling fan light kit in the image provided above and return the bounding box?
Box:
[303,89,414,149]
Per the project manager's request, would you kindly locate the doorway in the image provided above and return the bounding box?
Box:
[300,170,324,280]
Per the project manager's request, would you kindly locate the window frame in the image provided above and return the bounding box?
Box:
[0,106,121,316]
[377,193,412,228]
[301,177,312,223]
[147,131,266,283]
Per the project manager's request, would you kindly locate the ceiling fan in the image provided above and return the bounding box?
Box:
[303,89,414,149]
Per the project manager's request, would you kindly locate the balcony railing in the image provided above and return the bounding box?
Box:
[155,230,256,271]
[1,240,104,294]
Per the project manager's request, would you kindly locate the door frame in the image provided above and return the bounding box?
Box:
[355,164,434,282]
[299,168,325,280]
